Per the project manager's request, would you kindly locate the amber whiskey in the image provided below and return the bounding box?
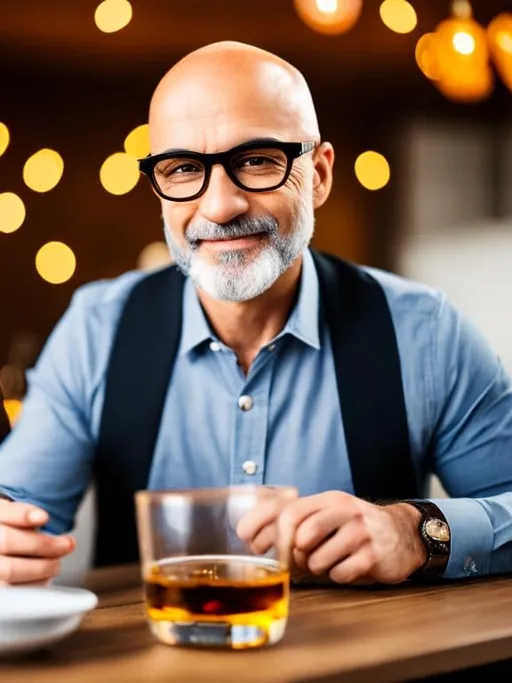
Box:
[144,555,289,649]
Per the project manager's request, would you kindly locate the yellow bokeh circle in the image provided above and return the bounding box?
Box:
[36,241,76,284]
[23,149,64,193]
[100,152,140,195]
[95,0,133,33]
[355,151,391,191]
[379,0,417,35]
[124,124,150,159]
[0,123,10,157]
[0,192,26,234]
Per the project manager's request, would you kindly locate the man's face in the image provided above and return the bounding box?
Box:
[150,72,319,301]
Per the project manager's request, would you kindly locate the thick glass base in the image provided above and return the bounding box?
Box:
[149,616,287,650]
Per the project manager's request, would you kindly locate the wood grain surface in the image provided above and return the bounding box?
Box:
[2,564,512,683]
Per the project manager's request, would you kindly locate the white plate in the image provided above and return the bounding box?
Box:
[0,585,98,657]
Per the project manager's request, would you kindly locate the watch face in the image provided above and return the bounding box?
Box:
[425,518,450,543]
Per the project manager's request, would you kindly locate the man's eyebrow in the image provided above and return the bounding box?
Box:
[157,137,283,156]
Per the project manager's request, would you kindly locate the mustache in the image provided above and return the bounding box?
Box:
[185,216,278,247]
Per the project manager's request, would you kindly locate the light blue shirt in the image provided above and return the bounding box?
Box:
[1,249,512,580]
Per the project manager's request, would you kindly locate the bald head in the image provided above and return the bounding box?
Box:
[148,41,320,154]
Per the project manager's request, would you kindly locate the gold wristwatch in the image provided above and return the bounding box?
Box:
[404,500,451,579]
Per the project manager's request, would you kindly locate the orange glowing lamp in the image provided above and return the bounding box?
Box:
[488,13,512,92]
[293,0,362,36]
[436,66,494,103]
[419,1,494,103]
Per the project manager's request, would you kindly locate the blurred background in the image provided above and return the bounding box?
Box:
[1,0,512,578]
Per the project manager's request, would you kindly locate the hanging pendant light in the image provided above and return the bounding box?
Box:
[293,0,363,36]
[415,33,441,81]
[488,13,512,92]
[416,0,493,103]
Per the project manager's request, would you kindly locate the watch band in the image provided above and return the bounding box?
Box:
[404,500,451,580]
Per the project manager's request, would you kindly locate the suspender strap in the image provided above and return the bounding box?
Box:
[312,251,418,501]
[94,266,185,566]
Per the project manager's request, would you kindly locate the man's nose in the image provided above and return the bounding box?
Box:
[197,164,250,225]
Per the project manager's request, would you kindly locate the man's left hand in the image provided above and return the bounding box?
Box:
[237,491,427,585]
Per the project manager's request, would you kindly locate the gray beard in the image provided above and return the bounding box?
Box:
[163,195,315,302]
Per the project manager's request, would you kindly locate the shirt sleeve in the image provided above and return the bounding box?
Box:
[429,296,512,578]
[0,285,107,535]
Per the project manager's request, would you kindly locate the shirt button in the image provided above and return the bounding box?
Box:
[238,395,253,412]
[243,460,258,475]
[268,343,276,352]
[209,341,220,352]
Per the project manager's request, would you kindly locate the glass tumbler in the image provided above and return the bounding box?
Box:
[135,485,297,649]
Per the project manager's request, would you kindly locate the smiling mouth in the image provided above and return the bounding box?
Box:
[199,233,267,248]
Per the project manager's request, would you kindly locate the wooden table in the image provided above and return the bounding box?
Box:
[2,564,512,683]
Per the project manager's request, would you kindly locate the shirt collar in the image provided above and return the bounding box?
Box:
[278,248,321,350]
[178,247,321,356]
[179,277,214,356]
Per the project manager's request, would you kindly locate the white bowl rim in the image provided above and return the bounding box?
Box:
[0,586,98,622]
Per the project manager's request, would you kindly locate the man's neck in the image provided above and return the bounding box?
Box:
[196,255,303,374]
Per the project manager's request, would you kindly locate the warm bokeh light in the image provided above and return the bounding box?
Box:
[431,15,492,102]
[436,66,494,103]
[0,122,10,157]
[415,33,441,80]
[0,192,26,234]
[293,0,362,36]
[124,124,150,159]
[435,17,489,71]
[35,241,76,285]
[496,30,512,54]
[452,31,475,55]
[100,152,140,195]
[94,0,133,33]
[3,399,22,427]
[354,151,390,191]
[23,149,64,193]
[379,0,417,35]
[488,13,512,92]
[137,241,173,271]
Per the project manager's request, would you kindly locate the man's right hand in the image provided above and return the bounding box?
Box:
[0,500,76,584]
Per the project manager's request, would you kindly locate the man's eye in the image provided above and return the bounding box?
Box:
[242,156,272,167]
[173,163,201,174]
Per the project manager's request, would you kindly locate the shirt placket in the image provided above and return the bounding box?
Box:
[230,349,276,486]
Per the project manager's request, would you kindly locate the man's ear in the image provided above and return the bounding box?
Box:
[312,142,335,209]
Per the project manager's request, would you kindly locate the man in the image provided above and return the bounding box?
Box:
[1,41,512,587]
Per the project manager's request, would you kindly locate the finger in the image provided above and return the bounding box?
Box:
[0,501,49,529]
[328,544,376,585]
[250,523,277,555]
[0,579,52,588]
[292,548,309,573]
[278,492,354,557]
[307,519,367,575]
[236,499,281,542]
[0,526,75,559]
[294,508,341,554]
[0,556,61,584]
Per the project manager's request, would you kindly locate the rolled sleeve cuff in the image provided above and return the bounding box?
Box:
[430,497,494,579]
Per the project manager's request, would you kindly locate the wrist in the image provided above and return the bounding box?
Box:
[387,502,428,574]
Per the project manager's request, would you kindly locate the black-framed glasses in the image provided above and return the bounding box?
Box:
[138,138,317,202]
